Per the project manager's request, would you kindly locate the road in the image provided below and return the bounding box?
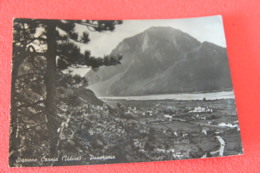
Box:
[210,135,225,156]
[216,136,225,156]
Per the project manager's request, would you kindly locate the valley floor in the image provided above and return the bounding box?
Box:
[100,98,242,161]
[59,98,243,165]
[16,98,243,166]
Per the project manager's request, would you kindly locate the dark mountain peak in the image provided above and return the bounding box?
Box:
[87,27,232,96]
[111,26,201,55]
[117,26,194,44]
[201,41,222,48]
[198,41,227,58]
[144,26,180,33]
[141,26,195,41]
[202,41,213,45]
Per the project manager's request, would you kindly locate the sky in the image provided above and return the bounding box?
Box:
[76,15,226,57]
[71,15,227,76]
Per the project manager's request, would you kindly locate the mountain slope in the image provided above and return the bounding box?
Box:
[142,41,233,94]
[86,27,232,96]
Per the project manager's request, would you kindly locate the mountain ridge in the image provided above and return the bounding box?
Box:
[86,27,233,96]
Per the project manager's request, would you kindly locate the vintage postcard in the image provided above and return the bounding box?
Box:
[9,15,243,167]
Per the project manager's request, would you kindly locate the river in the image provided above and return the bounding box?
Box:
[99,90,235,101]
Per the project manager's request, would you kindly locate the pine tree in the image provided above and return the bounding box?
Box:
[10,19,123,164]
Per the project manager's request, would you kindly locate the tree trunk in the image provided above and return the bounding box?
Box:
[45,21,60,156]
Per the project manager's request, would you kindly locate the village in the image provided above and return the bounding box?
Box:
[17,93,242,166]
[76,97,242,162]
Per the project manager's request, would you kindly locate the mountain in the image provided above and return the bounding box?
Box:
[86,27,233,96]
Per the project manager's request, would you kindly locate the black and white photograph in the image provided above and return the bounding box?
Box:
[9,15,243,167]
